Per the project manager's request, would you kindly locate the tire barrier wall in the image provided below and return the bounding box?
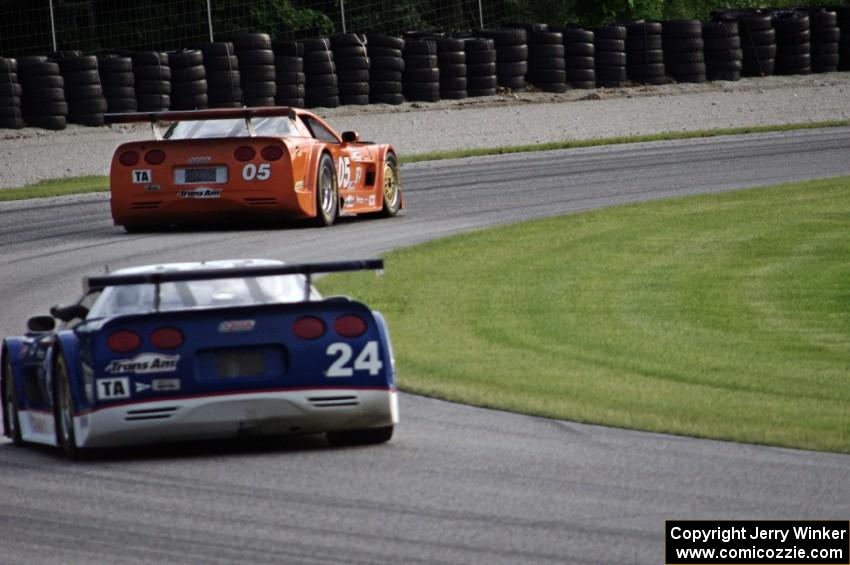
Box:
[2,6,850,130]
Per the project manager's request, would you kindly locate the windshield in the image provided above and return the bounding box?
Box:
[164,117,300,140]
[88,274,320,318]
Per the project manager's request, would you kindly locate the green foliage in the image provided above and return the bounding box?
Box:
[213,0,334,39]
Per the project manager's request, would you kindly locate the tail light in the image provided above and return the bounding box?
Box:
[234,146,256,162]
[151,327,184,349]
[118,150,140,166]
[261,145,283,161]
[144,149,166,165]
[292,316,326,340]
[107,330,141,353]
[333,315,367,337]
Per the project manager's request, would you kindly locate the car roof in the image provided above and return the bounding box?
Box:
[111,259,285,276]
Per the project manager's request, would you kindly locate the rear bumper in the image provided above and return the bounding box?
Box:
[110,189,314,226]
[74,388,398,448]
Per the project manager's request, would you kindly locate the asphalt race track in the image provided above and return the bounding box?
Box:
[1,128,850,564]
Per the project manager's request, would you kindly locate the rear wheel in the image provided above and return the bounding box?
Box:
[313,153,338,226]
[327,425,393,446]
[54,355,81,459]
[3,360,24,446]
[380,153,402,217]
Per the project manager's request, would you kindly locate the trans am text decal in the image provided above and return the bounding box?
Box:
[105,353,180,375]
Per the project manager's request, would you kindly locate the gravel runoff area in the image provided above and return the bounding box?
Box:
[0,72,849,189]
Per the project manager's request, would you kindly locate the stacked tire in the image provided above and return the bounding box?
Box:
[366,33,405,105]
[838,7,850,71]
[232,33,275,107]
[557,27,595,89]
[273,40,305,107]
[662,20,706,83]
[302,38,339,108]
[19,56,67,130]
[168,49,207,110]
[702,20,743,81]
[625,21,665,85]
[771,11,811,75]
[98,54,136,113]
[0,58,23,129]
[803,8,840,73]
[594,25,627,87]
[198,42,241,108]
[331,33,370,106]
[436,36,467,99]
[479,28,528,91]
[715,10,776,77]
[463,37,497,96]
[132,51,170,112]
[403,38,439,102]
[526,29,566,92]
[57,54,106,126]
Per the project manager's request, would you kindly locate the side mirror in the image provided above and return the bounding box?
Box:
[341,130,360,143]
[27,315,56,333]
[49,304,89,323]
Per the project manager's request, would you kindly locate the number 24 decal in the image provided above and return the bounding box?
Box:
[242,163,271,181]
[326,341,383,377]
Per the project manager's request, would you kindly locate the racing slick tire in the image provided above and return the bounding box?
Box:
[380,153,402,217]
[3,358,24,446]
[313,153,338,227]
[54,354,83,459]
[327,425,394,446]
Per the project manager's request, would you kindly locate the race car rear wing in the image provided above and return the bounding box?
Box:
[104,107,298,139]
[85,259,384,309]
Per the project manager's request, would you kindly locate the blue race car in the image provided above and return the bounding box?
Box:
[1,259,398,458]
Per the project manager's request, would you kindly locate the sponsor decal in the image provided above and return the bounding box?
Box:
[187,156,212,164]
[29,412,47,434]
[105,353,179,375]
[144,184,161,192]
[219,320,256,333]
[344,195,355,208]
[353,167,362,186]
[350,151,362,161]
[368,194,376,206]
[178,188,222,199]
[134,382,152,393]
[294,180,304,191]
[97,377,131,400]
[132,170,152,184]
[355,196,369,205]
[152,378,181,392]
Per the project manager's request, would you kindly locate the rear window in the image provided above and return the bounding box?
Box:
[88,275,321,317]
[164,117,299,140]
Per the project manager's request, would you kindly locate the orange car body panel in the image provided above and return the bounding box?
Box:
[107,109,400,227]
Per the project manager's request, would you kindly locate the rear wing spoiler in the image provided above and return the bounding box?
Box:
[104,107,298,139]
[85,259,384,308]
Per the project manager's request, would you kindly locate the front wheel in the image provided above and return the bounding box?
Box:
[313,153,338,227]
[327,425,394,447]
[54,355,82,459]
[3,360,24,446]
[380,153,402,217]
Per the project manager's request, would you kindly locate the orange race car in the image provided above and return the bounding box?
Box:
[105,107,403,232]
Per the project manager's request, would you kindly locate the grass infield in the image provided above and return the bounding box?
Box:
[317,176,850,453]
[1,120,847,201]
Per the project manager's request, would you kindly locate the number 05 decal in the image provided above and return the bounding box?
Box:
[337,156,351,188]
[242,163,271,181]
[326,341,383,377]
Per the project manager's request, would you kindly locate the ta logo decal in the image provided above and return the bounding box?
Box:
[97,377,131,400]
[132,170,152,184]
